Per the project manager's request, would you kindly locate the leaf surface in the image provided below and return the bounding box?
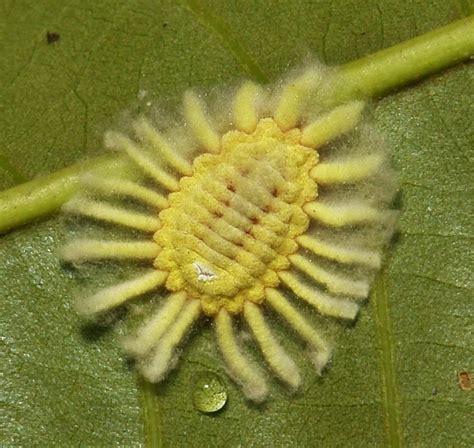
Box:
[1,1,473,446]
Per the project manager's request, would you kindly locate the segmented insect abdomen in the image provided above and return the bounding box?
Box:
[155,118,318,316]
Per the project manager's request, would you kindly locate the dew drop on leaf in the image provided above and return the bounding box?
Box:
[192,371,227,413]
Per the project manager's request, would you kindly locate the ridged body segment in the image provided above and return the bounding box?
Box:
[155,118,317,315]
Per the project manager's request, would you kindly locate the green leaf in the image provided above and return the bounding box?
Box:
[1,1,472,446]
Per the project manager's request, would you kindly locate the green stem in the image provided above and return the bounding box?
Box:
[0,16,473,233]
[0,155,129,233]
[324,15,474,105]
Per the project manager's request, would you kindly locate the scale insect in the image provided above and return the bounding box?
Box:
[61,63,398,402]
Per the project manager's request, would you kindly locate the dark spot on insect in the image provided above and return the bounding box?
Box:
[458,371,472,391]
[250,216,259,225]
[213,210,223,218]
[235,240,243,247]
[204,220,214,231]
[271,188,278,197]
[261,205,271,214]
[46,31,60,45]
[222,199,230,207]
[245,228,254,238]
[227,183,236,193]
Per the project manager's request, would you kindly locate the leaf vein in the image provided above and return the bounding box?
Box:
[373,270,403,448]
[179,0,268,83]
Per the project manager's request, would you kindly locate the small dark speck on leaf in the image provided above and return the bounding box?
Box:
[457,371,471,391]
[46,31,60,45]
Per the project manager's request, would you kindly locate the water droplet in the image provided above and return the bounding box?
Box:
[192,371,227,413]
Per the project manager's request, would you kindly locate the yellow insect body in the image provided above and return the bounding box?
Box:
[62,65,397,401]
[157,118,316,316]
